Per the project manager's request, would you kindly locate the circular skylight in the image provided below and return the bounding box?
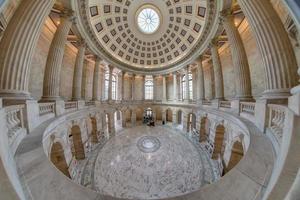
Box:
[137,7,160,34]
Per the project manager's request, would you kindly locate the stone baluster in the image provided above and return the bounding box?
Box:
[221,10,252,100]
[0,0,55,102]
[210,39,224,100]
[237,0,298,99]
[92,57,101,101]
[72,40,86,100]
[41,9,74,101]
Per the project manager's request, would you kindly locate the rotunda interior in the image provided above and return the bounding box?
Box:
[0,0,300,200]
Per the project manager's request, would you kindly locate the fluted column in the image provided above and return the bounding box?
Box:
[237,0,298,98]
[221,10,252,100]
[121,71,125,100]
[72,41,86,100]
[210,40,224,100]
[153,75,157,101]
[92,57,101,100]
[179,73,183,101]
[0,0,55,100]
[142,75,145,100]
[173,72,177,101]
[184,66,190,101]
[41,10,74,101]
[108,65,113,101]
[131,74,136,100]
[162,75,167,102]
[196,56,205,102]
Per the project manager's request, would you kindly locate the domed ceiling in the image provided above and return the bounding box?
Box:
[75,0,220,73]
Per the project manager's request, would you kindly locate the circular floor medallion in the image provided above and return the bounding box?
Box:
[137,136,161,153]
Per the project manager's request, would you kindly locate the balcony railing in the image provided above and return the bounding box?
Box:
[219,101,231,108]
[4,105,27,154]
[240,102,255,115]
[39,102,55,116]
[65,101,78,110]
[85,101,95,107]
[267,104,286,145]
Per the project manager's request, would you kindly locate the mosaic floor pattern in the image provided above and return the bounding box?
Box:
[93,125,213,199]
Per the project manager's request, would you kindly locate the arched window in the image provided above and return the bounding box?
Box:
[182,73,193,100]
[145,76,154,100]
[104,72,117,100]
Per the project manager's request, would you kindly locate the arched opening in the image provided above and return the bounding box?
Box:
[143,107,155,126]
[177,110,183,125]
[187,113,196,132]
[50,142,71,178]
[124,109,132,127]
[200,117,210,142]
[225,140,244,173]
[90,117,98,144]
[114,110,122,130]
[212,124,226,160]
[70,125,85,160]
[166,108,173,123]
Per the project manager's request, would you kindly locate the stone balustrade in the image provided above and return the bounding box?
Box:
[267,104,286,146]
[39,102,55,116]
[4,105,27,154]
[85,100,95,107]
[65,101,78,110]
[219,101,231,108]
[240,102,255,115]
[202,100,212,106]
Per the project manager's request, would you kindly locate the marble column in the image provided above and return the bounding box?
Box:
[196,56,205,102]
[162,75,167,102]
[221,10,252,100]
[121,71,125,100]
[41,10,74,101]
[179,73,183,101]
[72,40,86,100]
[131,74,136,101]
[108,65,113,101]
[92,57,101,101]
[210,40,224,100]
[237,0,298,98]
[0,0,55,100]
[173,72,177,101]
[142,75,146,100]
[153,75,157,101]
[184,67,190,101]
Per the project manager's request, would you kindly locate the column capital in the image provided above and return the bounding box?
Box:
[76,39,86,48]
[209,38,219,48]
[60,8,75,18]
[219,9,233,21]
[108,64,114,72]
[94,55,102,63]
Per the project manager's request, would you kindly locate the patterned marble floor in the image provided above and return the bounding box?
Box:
[92,125,215,199]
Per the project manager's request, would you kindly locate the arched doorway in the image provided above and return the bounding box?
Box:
[166,108,172,123]
[124,109,132,127]
[187,113,196,132]
[225,140,244,173]
[200,117,210,142]
[50,142,71,178]
[70,125,85,160]
[177,110,183,125]
[90,117,98,144]
[212,124,226,160]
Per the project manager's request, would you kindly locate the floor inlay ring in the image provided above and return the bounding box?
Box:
[137,136,161,153]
